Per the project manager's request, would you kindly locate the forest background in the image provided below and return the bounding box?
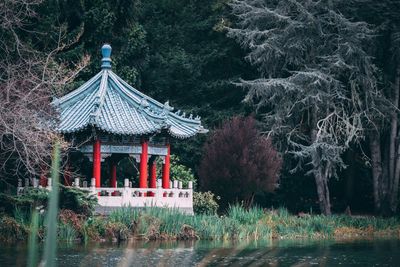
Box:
[1,0,400,216]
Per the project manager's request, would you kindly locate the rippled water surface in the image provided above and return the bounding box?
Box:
[1,239,400,266]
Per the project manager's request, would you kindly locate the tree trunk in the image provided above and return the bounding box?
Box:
[314,167,331,215]
[390,62,400,213]
[389,75,399,188]
[310,112,332,215]
[344,150,355,208]
[370,132,383,213]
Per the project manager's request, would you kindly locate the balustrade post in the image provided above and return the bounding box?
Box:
[123,179,130,206]
[47,178,52,190]
[74,178,80,188]
[90,178,96,195]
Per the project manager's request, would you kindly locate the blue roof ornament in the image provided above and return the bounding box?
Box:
[101,44,112,69]
[52,43,208,138]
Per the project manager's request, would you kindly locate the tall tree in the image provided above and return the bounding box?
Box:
[227,0,380,215]
[343,0,400,215]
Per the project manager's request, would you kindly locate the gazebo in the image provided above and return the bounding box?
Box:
[47,44,206,213]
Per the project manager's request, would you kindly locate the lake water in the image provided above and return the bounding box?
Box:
[1,239,400,266]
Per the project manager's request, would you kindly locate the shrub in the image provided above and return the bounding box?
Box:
[0,189,48,216]
[59,185,97,216]
[104,221,130,241]
[199,116,282,209]
[193,191,219,215]
[0,215,28,242]
[156,155,196,188]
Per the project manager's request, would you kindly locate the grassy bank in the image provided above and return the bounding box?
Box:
[1,205,400,243]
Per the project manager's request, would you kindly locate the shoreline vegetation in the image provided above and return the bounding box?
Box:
[1,205,399,244]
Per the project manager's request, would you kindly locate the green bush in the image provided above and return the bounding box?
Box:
[0,185,97,217]
[193,191,219,215]
[0,189,48,216]
[59,186,97,216]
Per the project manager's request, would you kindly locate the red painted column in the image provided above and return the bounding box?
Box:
[93,139,101,188]
[149,161,157,189]
[110,162,117,188]
[162,144,170,189]
[139,139,148,188]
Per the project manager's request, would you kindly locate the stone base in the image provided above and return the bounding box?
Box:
[94,205,194,216]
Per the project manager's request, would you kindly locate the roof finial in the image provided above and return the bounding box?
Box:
[101,44,112,69]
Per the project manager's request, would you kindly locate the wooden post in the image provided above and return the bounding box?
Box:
[139,139,148,189]
[93,139,101,188]
[162,144,170,189]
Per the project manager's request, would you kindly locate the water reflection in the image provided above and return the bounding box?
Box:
[1,238,399,266]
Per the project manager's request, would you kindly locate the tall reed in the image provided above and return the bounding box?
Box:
[41,141,61,267]
[27,210,39,267]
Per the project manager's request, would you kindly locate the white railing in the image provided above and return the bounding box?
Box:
[17,178,193,212]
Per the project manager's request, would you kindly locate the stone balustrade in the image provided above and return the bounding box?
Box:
[17,178,194,214]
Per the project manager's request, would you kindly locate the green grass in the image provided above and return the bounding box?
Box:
[3,202,400,245]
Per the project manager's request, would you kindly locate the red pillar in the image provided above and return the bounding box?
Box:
[162,144,170,189]
[149,160,157,189]
[110,162,117,188]
[139,139,148,188]
[40,168,48,187]
[93,139,101,188]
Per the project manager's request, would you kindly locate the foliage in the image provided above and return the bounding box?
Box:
[2,0,400,218]
[0,189,48,216]
[0,215,28,242]
[226,0,382,215]
[59,186,97,216]
[193,191,220,215]
[199,116,282,209]
[3,205,400,243]
[169,155,196,187]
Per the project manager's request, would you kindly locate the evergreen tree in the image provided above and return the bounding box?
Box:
[227,0,381,215]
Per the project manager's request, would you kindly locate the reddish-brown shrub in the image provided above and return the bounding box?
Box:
[199,116,282,209]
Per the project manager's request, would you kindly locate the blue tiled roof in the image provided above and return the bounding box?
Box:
[52,44,207,139]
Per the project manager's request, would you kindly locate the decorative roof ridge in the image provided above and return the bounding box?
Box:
[168,111,201,125]
[107,71,165,124]
[108,71,142,104]
[109,70,202,126]
[52,71,103,107]
[89,70,109,124]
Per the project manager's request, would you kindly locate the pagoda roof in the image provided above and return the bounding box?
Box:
[52,44,207,139]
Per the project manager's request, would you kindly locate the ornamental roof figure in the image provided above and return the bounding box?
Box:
[52,44,207,139]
